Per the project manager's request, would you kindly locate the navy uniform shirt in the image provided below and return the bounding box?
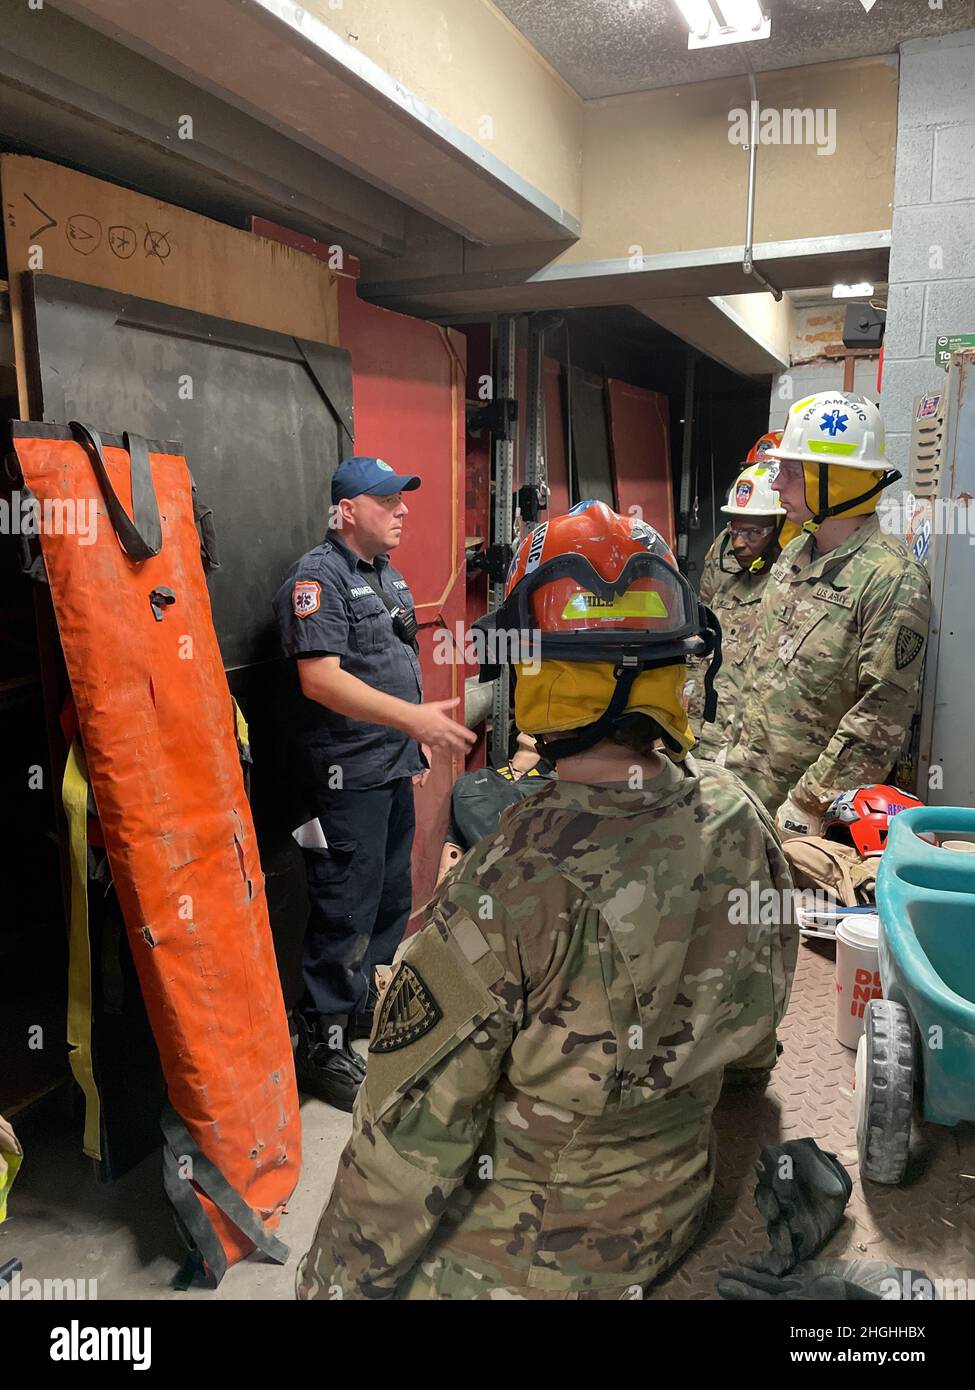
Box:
[272,533,424,790]
[444,762,556,851]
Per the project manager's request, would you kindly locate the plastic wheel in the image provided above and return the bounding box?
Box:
[854,999,914,1185]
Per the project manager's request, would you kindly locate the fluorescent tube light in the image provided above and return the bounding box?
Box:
[673,0,715,39]
[832,282,875,299]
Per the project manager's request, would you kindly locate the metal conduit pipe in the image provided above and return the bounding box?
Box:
[465,675,495,730]
[743,72,783,303]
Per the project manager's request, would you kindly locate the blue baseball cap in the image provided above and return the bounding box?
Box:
[331,457,421,504]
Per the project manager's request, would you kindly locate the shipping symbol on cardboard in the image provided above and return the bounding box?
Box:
[65,213,102,255]
[144,225,172,261]
[24,193,57,240]
[109,225,137,260]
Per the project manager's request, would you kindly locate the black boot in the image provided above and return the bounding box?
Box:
[349,988,379,1042]
[293,1012,366,1112]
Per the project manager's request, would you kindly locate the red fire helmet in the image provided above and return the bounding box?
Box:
[744,430,783,466]
[823,784,925,858]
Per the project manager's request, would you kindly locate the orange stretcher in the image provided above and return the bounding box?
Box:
[12,420,301,1284]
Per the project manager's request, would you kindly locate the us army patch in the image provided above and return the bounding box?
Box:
[812,583,854,609]
[369,963,442,1053]
[895,625,925,670]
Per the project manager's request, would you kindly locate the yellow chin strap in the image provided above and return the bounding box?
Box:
[514,659,693,762]
[745,516,803,574]
[802,464,887,527]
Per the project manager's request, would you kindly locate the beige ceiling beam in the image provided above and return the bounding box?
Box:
[51,0,583,246]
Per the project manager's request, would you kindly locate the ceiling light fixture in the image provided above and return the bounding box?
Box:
[832,282,875,299]
[673,0,715,40]
[673,0,771,49]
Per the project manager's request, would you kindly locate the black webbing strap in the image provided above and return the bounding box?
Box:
[535,664,642,764]
[16,481,48,583]
[160,1104,289,1289]
[188,472,220,573]
[69,421,162,560]
[358,565,419,650]
[699,602,723,724]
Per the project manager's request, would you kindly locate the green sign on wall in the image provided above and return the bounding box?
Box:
[935,334,975,368]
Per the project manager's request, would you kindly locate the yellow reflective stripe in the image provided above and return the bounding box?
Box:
[62,739,102,1161]
[807,440,858,456]
[233,697,250,751]
[561,590,669,620]
[0,1150,22,1224]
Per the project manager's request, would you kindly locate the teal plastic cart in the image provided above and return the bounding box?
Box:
[856,805,975,1184]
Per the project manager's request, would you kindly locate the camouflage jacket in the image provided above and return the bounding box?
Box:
[725,514,931,816]
[297,757,797,1301]
[686,530,774,759]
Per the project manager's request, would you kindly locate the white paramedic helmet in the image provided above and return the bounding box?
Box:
[768,392,889,471]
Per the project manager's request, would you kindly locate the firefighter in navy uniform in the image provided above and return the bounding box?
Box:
[273,457,475,1111]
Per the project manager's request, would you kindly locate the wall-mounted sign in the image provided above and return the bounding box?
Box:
[935,334,975,368]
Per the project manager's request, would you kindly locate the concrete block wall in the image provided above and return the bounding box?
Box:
[882,30,975,484]
[767,358,879,434]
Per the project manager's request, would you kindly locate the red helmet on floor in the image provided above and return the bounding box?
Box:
[823,785,924,858]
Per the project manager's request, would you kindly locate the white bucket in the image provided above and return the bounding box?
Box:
[834,913,882,1050]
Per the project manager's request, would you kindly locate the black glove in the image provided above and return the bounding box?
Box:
[718,1260,935,1302]
[746,1138,853,1276]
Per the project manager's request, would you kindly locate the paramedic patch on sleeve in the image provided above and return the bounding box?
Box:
[369,963,442,1054]
[292,580,321,618]
[895,624,925,670]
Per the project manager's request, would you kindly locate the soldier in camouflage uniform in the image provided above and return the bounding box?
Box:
[297,502,798,1301]
[725,393,931,836]
[686,434,800,758]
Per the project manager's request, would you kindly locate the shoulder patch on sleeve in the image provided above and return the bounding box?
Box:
[895,624,925,670]
[363,910,507,1119]
[292,579,322,618]
[369,963,442,1053]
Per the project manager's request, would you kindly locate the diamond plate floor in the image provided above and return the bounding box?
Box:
[649,938,975,1299]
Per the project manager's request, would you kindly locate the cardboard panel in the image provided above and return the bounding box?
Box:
[607,378,676,548]
[1,156,338,410]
